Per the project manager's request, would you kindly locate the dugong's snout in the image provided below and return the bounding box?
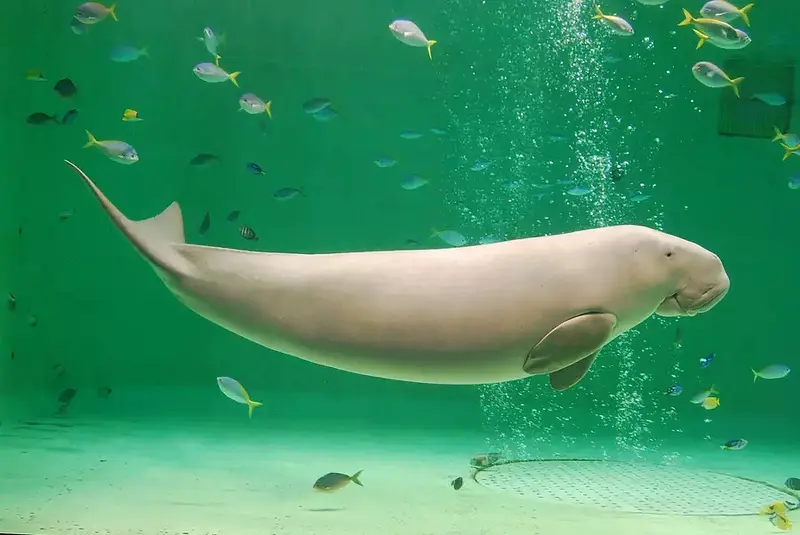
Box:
[656,250,730,317]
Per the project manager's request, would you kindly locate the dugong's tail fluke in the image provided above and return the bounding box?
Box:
[64,160,191,277]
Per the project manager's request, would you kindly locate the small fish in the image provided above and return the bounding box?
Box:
[302,98,331,114]
[567,186,593,196]
[401,174,429,190]
[311,107,338,122]
[193,62,240,87]
[478,236,502,244]
[691,61,744,98]
[752,92,786,107]
[721,438,747,450]
[770,513,792,531]
[431,229,467,247]
[678,9,750,50]
[28,314,38,327]
[664,385,683,396]
[400,130,424,140]
[199,211,211,235]
[592,5,635,36]
[70,18,88,35]
[374,156,397,168]
[780,143,800,162]
[198,27,225,64]
[752,364,790,382]
[786,478,800,491]
[83,131,138,165]
[226,210,241,222]
[404,239,419,247]
[610,161,625,182]
[430,127,448,135]
[58,388,78,404]
[699,352,714,368]
[246,162,265,175]
[773,127,800,148]
[239,93,272,118]
[26,112,60,125]
[7,292,16,311]
[471,159,492,171]
[61,108,79,125]
[215,376,263,418]
[54,78,77,98]
[702,396,720,410]
[110,45,148,63]
[239,225,258,241]
[699,0,754,26]
[25,70,47,82]
[789,177,800,190]
[58,209,75,221]
[189,153,220,167]
[388,20,437,59]
[451,477,464,490]
[122,108,142,122]
[274,187,305,201]
[97,386,112,399]
[74,2,117,24]
[630,193,651,202]
[690,385,718,404]
[674,325,683,348]
[313,470,363,492]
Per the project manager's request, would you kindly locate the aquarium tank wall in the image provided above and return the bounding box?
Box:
[1,0,799,533]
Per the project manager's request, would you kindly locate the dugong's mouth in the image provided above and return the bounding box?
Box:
[657,284,727,317]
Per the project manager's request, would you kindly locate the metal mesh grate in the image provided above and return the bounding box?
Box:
[474,459,797,516]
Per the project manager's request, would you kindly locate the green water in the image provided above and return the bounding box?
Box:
[2,0,799,532]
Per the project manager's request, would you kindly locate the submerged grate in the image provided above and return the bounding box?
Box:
[717,59,794,139]
[473,459,798,516]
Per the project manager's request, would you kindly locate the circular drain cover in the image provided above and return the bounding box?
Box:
[474,459,796,516]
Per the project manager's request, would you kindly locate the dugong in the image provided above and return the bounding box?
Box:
[65,161,730,390]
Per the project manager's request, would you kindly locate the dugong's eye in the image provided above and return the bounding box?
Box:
[665,251,674,258]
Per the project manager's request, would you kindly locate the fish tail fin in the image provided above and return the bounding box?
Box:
[64,160,193,278]
[265,100,272,120]
[729,77,744,98]
[427,40,437,60]
[592,4,604,19]
[709,384,718,394]
[781,143,798,161]
[247,400,263,418]
[752,369,759,382]
[739,3,754,26]
[772,126,784,143]
[83,130,98,148]
[678,8,694,26]
[108,3,118,21]
[215,54,221,66]
[692,29,708,49]
[140,47,149,57]
[228,71,241,88]
[349,470,364,486]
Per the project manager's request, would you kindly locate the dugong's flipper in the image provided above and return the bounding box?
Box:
[523,313,617,390]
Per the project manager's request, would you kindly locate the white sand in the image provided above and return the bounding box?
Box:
[0,415,789,535]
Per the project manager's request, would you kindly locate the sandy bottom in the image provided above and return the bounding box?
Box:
[0,416,794,535]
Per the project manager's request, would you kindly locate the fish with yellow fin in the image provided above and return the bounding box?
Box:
[780,143,800,161]
[760,501,792,531]
[121,108,142,122]
[313,470,363,492]
[216,376,263,418]
[702,396,720,410]
[25,70,47,82]
[677,8,750,49]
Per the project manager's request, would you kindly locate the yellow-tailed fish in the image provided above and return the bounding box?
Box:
[780,143,800,161]
[25,70,47,82]
[592,4,635,36]
[388,20,437,60]
[691,61,744,98]
[216,376,263,418]
[702,396,720,410]
[83,130,139,165]
[312,470,364,492]
[122,108,142,122]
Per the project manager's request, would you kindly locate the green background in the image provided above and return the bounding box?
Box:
[1,0,798,451]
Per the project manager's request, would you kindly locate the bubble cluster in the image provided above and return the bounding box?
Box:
[439,0,680,456]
